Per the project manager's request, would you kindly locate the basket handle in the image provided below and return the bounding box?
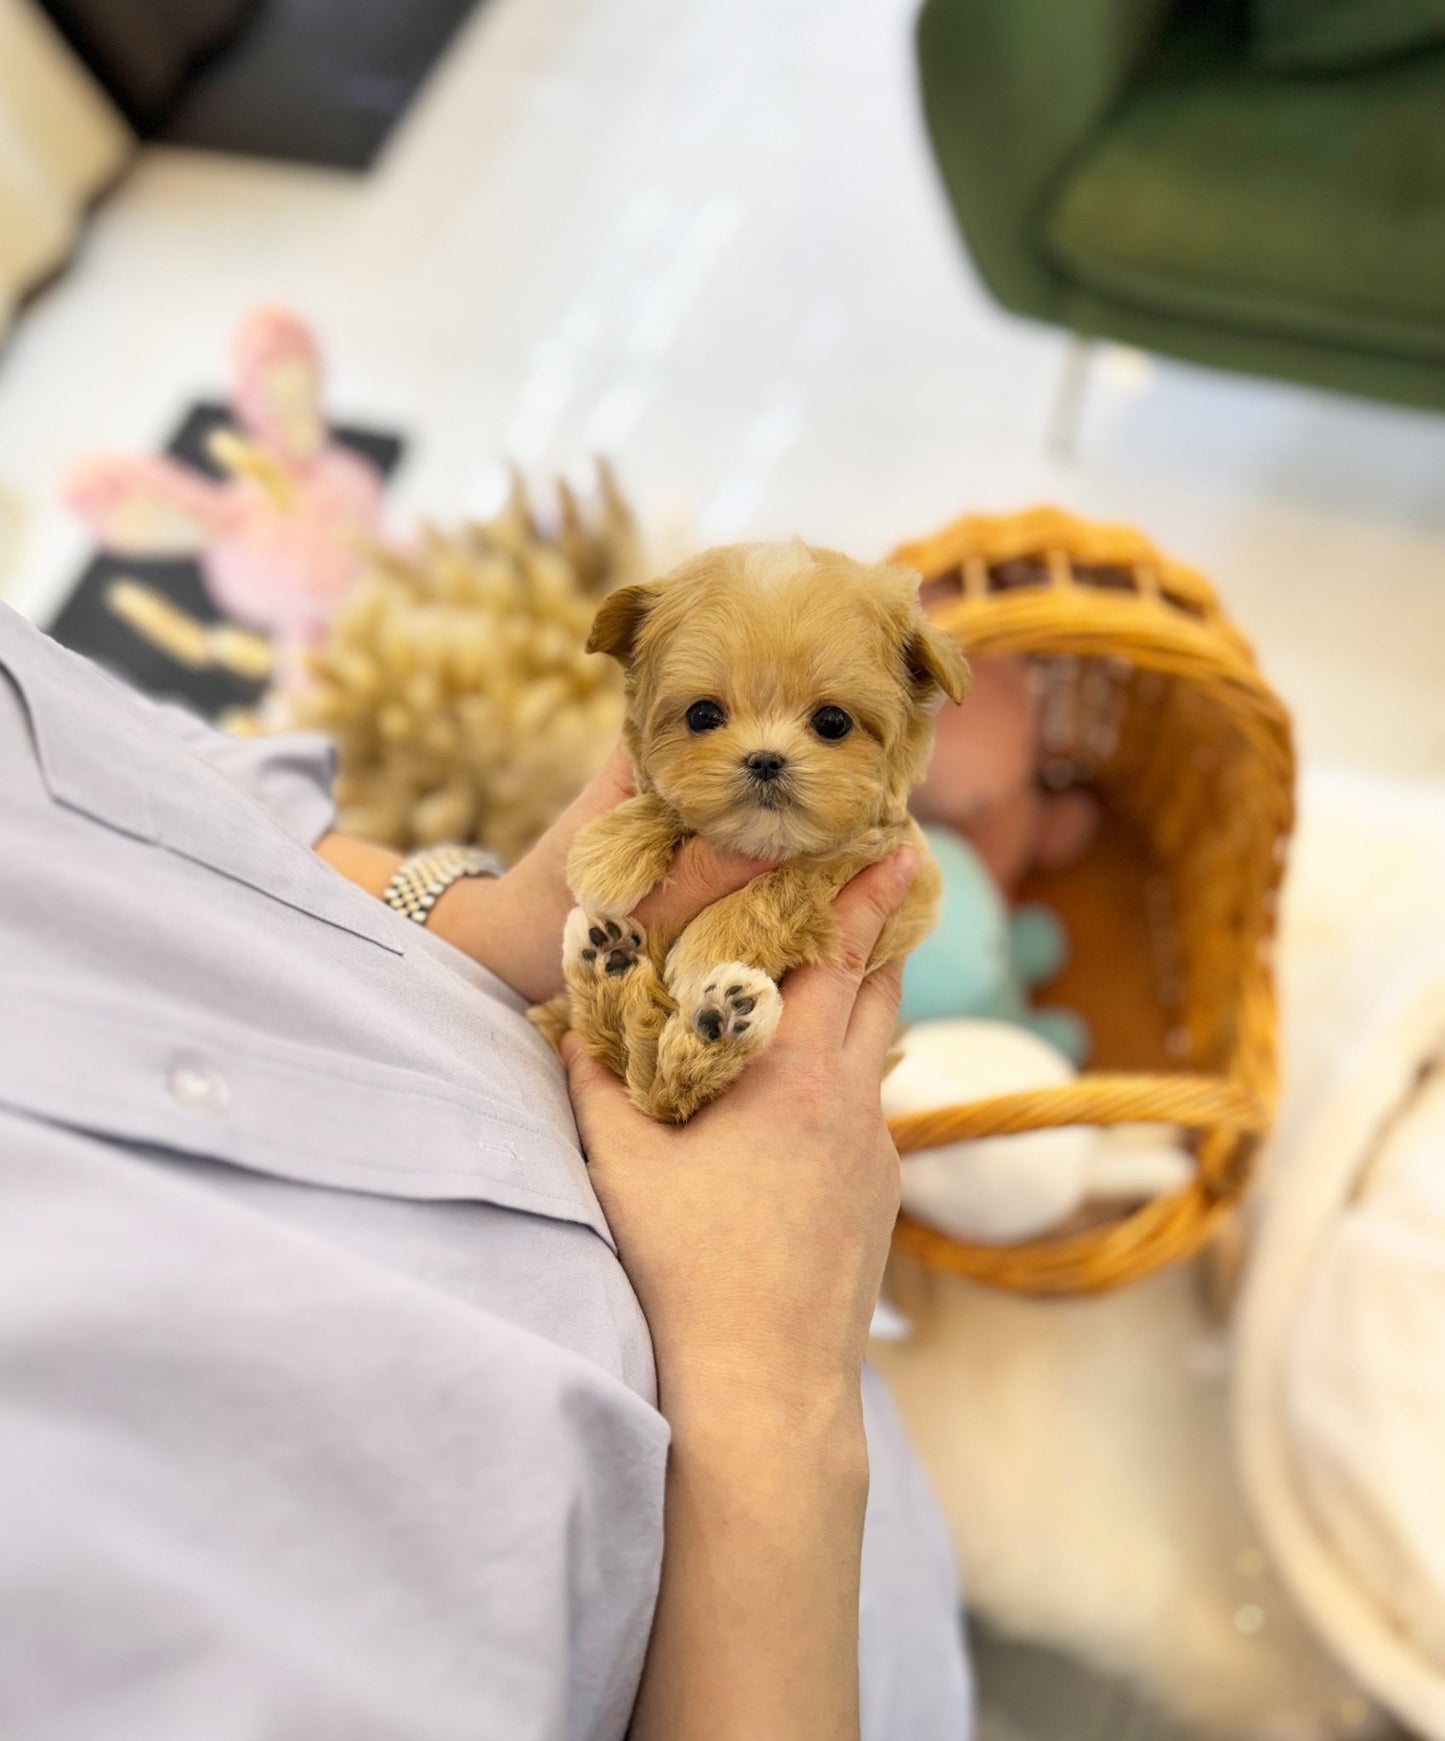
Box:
[887,1073,1264,1154]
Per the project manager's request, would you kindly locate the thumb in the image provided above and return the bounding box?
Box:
[560,1031,636,1154]
[632,834,773,934]
[533,742,637,863]
[772,847,919,1055]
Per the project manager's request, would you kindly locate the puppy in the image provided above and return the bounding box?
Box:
[533,540,971,1123]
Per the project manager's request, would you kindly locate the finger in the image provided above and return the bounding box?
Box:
[772,849,918,1056]
[843,958,905,1081]
[512,741,636,885]
[470,744,638,1005]
[632,835,775,934]
[574,740,638,815]
[559,1030,646,1156]
[546,742,637,853]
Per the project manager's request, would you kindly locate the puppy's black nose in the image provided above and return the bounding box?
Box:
[743,750,787,783]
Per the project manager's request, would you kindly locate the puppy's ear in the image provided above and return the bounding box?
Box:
[587,582,658,664]
[905,617,972,705]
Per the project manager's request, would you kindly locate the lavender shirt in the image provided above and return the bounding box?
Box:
[0,603,971,1740]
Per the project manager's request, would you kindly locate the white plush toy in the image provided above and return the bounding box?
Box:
[881,1018,1192,1246]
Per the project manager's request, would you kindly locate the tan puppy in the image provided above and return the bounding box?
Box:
[534,540,971,1123]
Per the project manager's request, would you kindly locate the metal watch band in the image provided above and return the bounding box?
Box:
[381,843,504,926]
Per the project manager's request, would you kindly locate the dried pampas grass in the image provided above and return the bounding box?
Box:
[291,464,641,863]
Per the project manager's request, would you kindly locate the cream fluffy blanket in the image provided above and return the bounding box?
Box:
[873,767,1445,1739]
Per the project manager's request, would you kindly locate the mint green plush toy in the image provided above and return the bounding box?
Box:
[901,825,1088,1064]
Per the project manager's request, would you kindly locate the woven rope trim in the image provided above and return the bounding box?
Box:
[888,1074,1265,1152]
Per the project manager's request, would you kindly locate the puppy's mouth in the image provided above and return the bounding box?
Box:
[711,777,825,857]
[744,783,794,812]
[660,765,830,857]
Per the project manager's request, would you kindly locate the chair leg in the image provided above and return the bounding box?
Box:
[1048,334,1093,460]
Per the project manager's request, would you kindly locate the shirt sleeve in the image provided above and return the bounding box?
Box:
[154,704,340,847]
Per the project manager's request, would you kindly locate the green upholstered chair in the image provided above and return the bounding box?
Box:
[915,0,1445,413]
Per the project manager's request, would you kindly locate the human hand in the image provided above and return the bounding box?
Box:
[437,743,774,1003]
[561,849,918,1422]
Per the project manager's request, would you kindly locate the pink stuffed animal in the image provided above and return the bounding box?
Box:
[913,655,1100,890]
[64,306,385,684]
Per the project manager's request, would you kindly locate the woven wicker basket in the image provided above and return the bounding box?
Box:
[885,506,1295,1295]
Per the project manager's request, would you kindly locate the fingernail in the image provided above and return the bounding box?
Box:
[890,847,919,886]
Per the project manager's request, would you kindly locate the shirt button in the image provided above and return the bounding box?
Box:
[167,1057,229,1116]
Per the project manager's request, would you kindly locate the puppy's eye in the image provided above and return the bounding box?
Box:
[810,706,853,742]
[685,699,727,734]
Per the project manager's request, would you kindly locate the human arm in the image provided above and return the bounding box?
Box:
[315,743,772,1001]
[154,700,762,997]
[561,851,919,1740]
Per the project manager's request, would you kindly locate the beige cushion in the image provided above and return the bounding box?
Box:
[0,0,131,339]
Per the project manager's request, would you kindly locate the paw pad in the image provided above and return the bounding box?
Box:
[566,910,644,978]
[692,966,778,1046]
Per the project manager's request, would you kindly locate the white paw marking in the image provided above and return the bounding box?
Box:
[564,907,644,978]
[691,963,781,1048]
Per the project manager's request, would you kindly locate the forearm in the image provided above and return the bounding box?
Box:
[631,1378,869,1741]
[314,805,767,1004]
[313,832,403,899]
[312,832,518,971]
[312,748,635,1002]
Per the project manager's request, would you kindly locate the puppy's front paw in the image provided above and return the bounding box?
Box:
[691,963,781,1050]
[567,813,672,920]
[564,907,644,980]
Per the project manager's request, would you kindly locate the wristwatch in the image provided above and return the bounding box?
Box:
[381,843,504,926]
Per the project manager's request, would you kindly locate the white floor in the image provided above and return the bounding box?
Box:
[2,0,1444,779]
